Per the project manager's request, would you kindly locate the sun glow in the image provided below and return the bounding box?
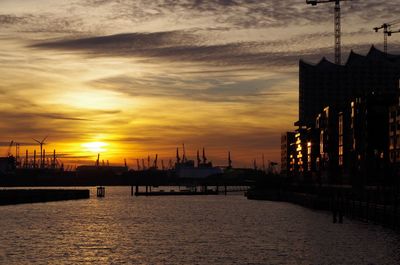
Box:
[82,142,108,153]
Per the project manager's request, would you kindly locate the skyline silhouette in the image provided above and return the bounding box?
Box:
[1,0,400,167]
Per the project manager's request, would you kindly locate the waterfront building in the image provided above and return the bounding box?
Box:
[305,127,320,183]
[290,127,320,182]
[299,92,398,185]
[0,156,16,174]
[297,46,400,127]
[350,93,396,185]
[315,106,339,183]
[388,99,400,182]
[294,129,307,180]
[280,132,295,176]
[337,103,353,184]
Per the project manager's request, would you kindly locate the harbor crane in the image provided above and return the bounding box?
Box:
[202,148,207,164]
[228,151,232,168]
[197,150,201,167]
[374,19,400,54]
[153,154,158,169]
[176,148,181,164]
[33,136,48,168]
[6,140,14,157]
[136,158,140,170]
[306,0,352,65]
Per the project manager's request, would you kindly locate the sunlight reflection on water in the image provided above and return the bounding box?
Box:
[0,187,399,265]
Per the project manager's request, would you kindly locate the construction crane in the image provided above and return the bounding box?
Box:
[306,0,352,65]
[374,19,400,54]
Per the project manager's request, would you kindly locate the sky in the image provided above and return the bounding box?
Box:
[1,0,400,168]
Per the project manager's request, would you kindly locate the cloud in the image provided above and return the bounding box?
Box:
[79,0,400,30]
[30,30,355,68]
[90,73,291,103]
[0,14,29,25]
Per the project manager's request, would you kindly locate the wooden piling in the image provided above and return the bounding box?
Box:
[97,186,105,197]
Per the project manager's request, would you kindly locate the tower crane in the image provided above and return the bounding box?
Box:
[374,19,400,54]
[306,0,352,65]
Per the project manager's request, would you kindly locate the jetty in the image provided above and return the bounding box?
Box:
[0,189,90,205]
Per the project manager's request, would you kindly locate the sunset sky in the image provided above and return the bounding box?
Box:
[1,0,400,168]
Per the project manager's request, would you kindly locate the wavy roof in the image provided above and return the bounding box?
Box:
[300,45,400,68]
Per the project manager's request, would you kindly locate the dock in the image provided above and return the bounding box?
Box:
[134,190,219,196]
[0,189,90,205]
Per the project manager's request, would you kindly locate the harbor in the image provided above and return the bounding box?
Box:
[1,0,400,263]
[1,187,399,265]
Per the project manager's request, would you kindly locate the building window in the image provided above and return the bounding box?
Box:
[307,142,312,171]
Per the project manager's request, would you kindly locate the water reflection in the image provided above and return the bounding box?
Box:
[0,187,399,264]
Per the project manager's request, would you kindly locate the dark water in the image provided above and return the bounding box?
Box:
[0,187,399,265]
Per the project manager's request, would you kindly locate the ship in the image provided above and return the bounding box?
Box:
[174,146,223,179]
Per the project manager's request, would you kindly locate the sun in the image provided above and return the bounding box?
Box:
[82,142,108,153]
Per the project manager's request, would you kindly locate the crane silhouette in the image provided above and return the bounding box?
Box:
[374,19,400,54]
[306,0,352,65]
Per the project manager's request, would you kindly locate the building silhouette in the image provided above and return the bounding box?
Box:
[297,46,400,127]
[282,46,400,186]
[281,132,295,177]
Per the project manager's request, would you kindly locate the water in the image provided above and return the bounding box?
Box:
[0,187,399,265]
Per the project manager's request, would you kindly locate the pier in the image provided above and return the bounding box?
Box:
[132,185,249,196]
[0,189,90,206]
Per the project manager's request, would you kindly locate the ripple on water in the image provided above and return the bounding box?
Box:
[0,187,399,265]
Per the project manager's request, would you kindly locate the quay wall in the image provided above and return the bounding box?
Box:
[246,187,400,230]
